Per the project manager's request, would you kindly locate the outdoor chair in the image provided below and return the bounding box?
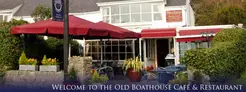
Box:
[95,62,115,80]
[142,68,157,82]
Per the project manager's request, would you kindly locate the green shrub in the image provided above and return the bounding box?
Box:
[89,70,109,84]
[0,71,4,85]
[18,52,28,65]
[181,28,246,82]
[240,68,246,79]
[0,20,28,70]
[169,71,188,84]
[69,67,77,81]
[228,78,246,85]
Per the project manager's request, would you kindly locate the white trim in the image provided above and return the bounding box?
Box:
[177,25,236,30]
[83,39,137,41]
[143,39,147,67]
[132,40,135,58]
[97,0,163,6]
[141,36,175,39]
[139,38,142,61]
[13,16,32,18]
[69,11,101,15]
[165,6,186,9]
[174,38,179,65]
[0,10,12,13]
[175,34,216,38]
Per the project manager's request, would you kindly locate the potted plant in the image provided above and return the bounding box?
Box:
[39,55,60,72]
[18,52,38,71]
[63,67,81,85]
[89,70,109,85]
[122,57,144,82]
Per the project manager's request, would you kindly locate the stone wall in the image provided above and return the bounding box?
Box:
[3,56,92,88]
[4,71,63,88]
[68,56,92,84]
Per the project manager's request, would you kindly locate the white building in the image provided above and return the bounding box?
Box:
[0,0,200,67]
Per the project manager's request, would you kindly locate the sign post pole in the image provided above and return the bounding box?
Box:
[63,0,69,82]
[52,0,69,83]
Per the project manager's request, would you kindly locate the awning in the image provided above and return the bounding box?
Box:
[141,28,176,38]
[176,37,213,42]
[179,28,222,36]
[11,15,124,39]
[96,21,140,38]
[176,28,222,42]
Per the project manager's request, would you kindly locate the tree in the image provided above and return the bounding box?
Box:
[192,0,246,27]
[0,19,28,71]
[31,4,52,22]
[215,5,246,25]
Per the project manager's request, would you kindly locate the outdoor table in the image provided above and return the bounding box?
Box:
[145,69,157,81]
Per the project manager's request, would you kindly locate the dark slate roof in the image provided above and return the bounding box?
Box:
[97,0,126,2]
[97,0,187,6]
[166,0,186,6]
[0,0,186,16]
[14,0,99,16]
[0,0,26,10]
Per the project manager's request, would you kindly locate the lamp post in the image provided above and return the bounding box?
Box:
[201,31,214,48]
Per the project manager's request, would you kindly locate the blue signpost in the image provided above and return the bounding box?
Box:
[52,0,64,21]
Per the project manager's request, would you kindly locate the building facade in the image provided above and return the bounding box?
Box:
[0,0,210,67]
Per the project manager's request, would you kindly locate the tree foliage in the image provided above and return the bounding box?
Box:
[192,0,246,27]
[0,19,28,71]
[31,4,51,22]
[215,5,246,25]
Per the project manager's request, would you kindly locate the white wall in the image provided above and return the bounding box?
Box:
[13,16,35,23]
[71,11,102,23]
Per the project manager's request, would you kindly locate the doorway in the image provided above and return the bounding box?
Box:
[157,39,169,67]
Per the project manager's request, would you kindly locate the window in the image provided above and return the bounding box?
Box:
[101,3,164,24]
[141,3,152,22]
[120,5,130,23]
[84,39,135,61]
[146,39,155,60]
[179,42,209,57]
[4,16,8,21]
[131,4,141,22]
[111,6,120,23]
[102,7,110,23]
[0,15,9,22]
[179,42,196,57]
[153,4,163,20]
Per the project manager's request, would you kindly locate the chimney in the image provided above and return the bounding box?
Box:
[238,23,243,28]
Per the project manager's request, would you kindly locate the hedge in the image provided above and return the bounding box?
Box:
[181,28,246,82]
[0,20,79,71]
[0,20,28,71]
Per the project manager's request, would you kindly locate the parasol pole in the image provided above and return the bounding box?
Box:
[100,39,103,65]
[83,37,86,57]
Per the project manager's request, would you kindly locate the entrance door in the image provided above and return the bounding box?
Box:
[157,39,169,67]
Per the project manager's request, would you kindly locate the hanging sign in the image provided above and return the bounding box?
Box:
[52,0,64,21]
